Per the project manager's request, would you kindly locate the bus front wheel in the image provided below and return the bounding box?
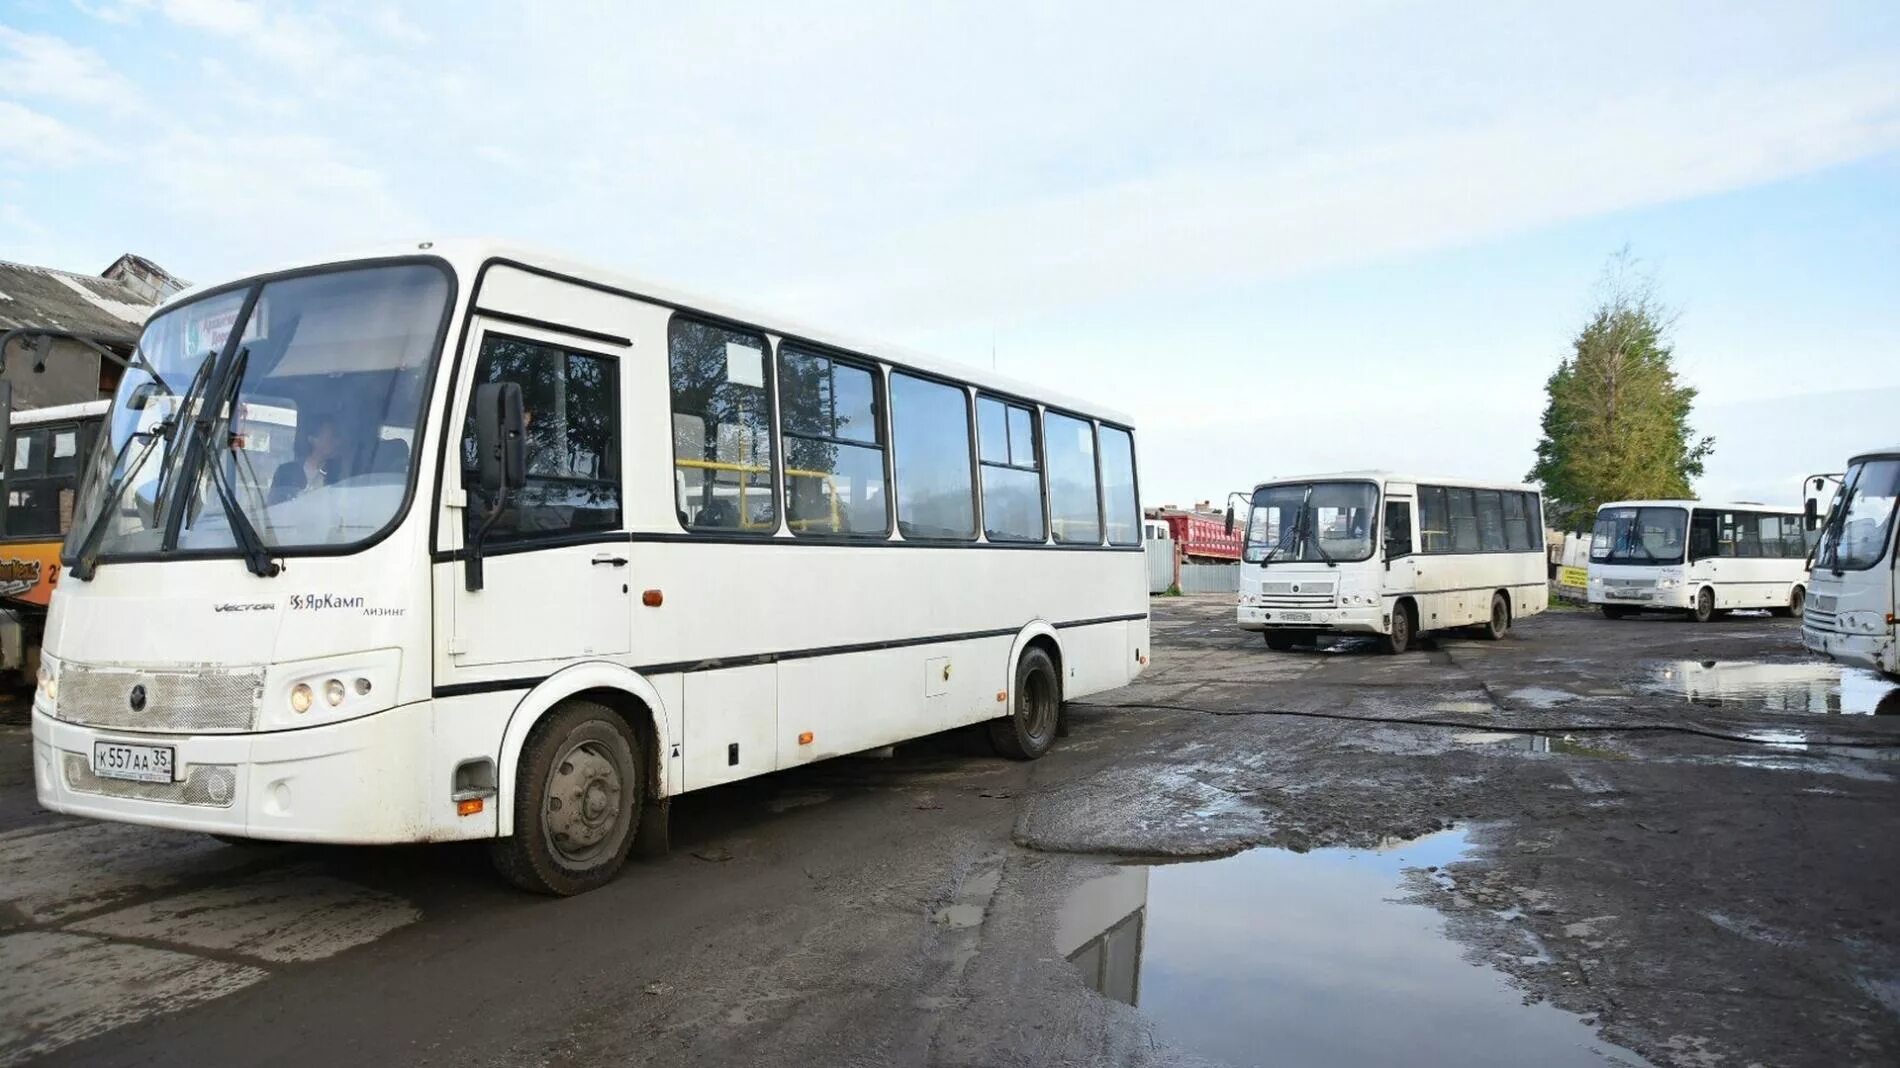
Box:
[491,699,644,896]
[1382,602,1416,655]
[1600,605,1631,620]
[1688,587,1716,624]
[991,647,1061,760]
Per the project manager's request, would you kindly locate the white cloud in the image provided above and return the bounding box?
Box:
[71,0,153,24]
[0,26,146,114]
[0,100,115,168]
[368,6,429,46]
[159,0,261,36]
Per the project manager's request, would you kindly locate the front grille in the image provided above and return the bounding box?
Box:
[56,664,262,733]
[1603,577,1657,589]
[62,751,238,808]
[1804,610,1840,632]
[1257,579,1337,608]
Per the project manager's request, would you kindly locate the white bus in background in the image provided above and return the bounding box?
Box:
[1231,473,1549,654]
[31,241,1149,895]
[1588,500,1809,623]
[1803,447,1900,680]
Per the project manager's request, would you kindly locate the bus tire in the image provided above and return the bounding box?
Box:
[1481,592,1510,640]
[1264,632,1297,651]
[1382,601,1416,655]
[990,647,1061,761]
[1772,586,1805,619]
[490,698,643,896]
[1688,587,1715,624]
[1600,605,1630,620]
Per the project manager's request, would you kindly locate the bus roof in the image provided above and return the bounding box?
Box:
[1251,471,1541,494]
[1849,446,1900,463]
[1598,499,1803,514]
[10,399,111,425]
[152,238,1137,427]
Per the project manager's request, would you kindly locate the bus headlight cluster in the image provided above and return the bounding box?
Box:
[289,677,372,714]
[35,657,59,705]
[1657,578,1681,589]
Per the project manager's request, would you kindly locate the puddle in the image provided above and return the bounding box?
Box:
[1452,733,1624,759]
[1057,831,1646,1066]
[1645,660,1900,715]
[1506,687,1585,709]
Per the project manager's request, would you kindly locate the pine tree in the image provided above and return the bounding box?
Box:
[1528,250,1713,530]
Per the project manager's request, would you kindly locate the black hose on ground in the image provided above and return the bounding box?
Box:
[1069,699,1900,750]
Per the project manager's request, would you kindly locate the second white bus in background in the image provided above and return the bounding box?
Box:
[1232,473,1549,654]
[1803,447,1900,680]
[1588,500,1809,623]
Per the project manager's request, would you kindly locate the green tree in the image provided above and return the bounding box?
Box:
[1528,250,1714,530]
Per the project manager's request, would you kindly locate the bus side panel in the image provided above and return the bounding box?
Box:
[1062,620,1134,699]
[775,634,1013,768]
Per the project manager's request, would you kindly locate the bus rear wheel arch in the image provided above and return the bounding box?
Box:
[491,697,646,896]
[991,645,1061,760]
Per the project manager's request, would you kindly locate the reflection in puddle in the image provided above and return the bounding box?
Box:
[1453,732,1625,759]
[1646,660,1900,715]
[1058,832,1646,1066]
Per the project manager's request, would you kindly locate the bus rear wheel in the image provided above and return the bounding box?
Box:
[491,699,643,896]
[1481,593,1510,640]
[1688,587,1716,624]
[1772,586,1805,619]
[991,647,1061,760]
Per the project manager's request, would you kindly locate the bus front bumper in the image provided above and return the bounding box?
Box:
[30,700,495,845]
[1802,623,1896,677]
[1237,605,1383,634]
[1588,587,1691,610]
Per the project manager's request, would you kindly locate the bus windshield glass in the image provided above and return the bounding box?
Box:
[64,263,451,563]
[1590,506,1686,565]
[1815,458,1900,572]
[1243,481,1378,564]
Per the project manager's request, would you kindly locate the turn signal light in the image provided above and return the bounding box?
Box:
[456,798,484,816]
[996,690,1008,703]
[797,731,814,745]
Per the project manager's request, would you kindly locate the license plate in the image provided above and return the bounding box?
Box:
[93,741,176,784]
[1607,590,1644,599]
[1281,611,1313,622]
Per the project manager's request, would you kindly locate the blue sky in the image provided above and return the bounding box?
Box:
[2,1,1895,510]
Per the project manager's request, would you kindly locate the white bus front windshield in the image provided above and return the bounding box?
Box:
[64,263,451,564]
[1244,481,1378,564]
[1815,458,1900,572]
[1591,506,1686,565]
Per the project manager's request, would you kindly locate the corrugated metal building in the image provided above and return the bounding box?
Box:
[0,253,186,409]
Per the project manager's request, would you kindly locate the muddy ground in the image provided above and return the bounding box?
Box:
[2,596,1897,1067]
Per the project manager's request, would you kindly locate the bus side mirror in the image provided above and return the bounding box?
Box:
[1224,504,1235,536]
[466,382,526,592]
[0,381,11,461]
[475,382,526,500]
[1804,497,1818,531]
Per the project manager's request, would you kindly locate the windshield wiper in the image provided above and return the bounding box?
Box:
[1258,496,1309,570]
[189,346,279,578]
[70,352,217,581]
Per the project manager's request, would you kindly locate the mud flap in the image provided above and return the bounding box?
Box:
[635,797,670,859]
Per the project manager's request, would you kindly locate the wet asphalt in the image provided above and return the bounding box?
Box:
[2,595,1897,1067]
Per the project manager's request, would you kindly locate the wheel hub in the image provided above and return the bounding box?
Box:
[545,742,622,856]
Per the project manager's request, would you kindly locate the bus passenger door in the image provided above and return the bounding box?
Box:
[1382,496,1421,617]
[445,325,633,668]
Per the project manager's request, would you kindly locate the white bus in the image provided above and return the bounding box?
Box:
[1587,500,1809,623]
[30,241,1150,894]
[1803,447,1899,680]
[1232,473,1549,653]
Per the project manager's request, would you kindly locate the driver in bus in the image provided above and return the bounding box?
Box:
[268,415,342,505]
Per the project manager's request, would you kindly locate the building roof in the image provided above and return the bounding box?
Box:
[0,254,182,342]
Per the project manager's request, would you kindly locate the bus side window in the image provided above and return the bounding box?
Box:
[1418,486,1449,554]
[1688,511,1718,560]
[1384,500,1413,557]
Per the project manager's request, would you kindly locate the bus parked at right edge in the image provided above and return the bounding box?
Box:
[1588,500,1809,623]
[1803,447,1899,680]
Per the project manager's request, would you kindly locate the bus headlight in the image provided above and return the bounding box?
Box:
[1657,578,1681,589]
[35,656,59,707]
[290,683,314,714]
[324,679,346,707]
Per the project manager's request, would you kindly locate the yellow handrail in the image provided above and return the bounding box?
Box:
[674,458,842,531]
